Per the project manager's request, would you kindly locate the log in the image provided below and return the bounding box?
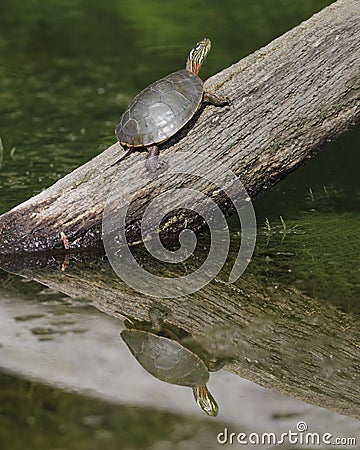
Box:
[1,252,359,419]
[0,0,359,254]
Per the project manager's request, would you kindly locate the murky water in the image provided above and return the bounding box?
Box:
[0,0,359,448]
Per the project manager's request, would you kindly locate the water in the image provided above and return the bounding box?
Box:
[0,0,339,212]
[0,0,359,448]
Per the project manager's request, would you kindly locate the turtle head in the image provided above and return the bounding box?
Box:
[192,384,219,417]
[186,38,211,75]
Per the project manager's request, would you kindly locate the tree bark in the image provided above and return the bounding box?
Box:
[0,0,359,254]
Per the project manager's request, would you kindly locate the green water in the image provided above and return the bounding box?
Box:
[0,0,359,447]
[0,0,337,212]
[252,126,360,312]
[0,371,222,450]
[1,0,358,310]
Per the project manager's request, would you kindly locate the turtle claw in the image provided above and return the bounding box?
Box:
[203,91,230,107]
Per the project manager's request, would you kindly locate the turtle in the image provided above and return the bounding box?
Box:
[114,38,229,167]
[120,309,219,416]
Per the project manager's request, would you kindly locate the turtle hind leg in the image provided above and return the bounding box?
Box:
[203,91,230,106]
[146,144,159,158]
[145,144,162,173]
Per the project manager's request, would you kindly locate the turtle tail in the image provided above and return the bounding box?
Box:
[111,147,133,167]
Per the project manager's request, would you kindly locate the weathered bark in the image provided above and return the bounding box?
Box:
[1,252,359,419]
[0,0,359,254]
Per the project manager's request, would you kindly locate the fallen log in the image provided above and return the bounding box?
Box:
[0,0,359,254]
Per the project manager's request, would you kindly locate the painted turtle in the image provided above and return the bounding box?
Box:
[115,38,229,165]
[120,311,219,416]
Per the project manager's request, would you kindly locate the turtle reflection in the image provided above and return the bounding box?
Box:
[120,309,220,416]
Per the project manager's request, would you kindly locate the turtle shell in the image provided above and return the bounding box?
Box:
[116,69,203,147]
[121,329,209,387]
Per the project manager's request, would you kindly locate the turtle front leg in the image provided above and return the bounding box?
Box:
[203,91,230,106]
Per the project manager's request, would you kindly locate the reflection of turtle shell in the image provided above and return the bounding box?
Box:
[121,329,209,387]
